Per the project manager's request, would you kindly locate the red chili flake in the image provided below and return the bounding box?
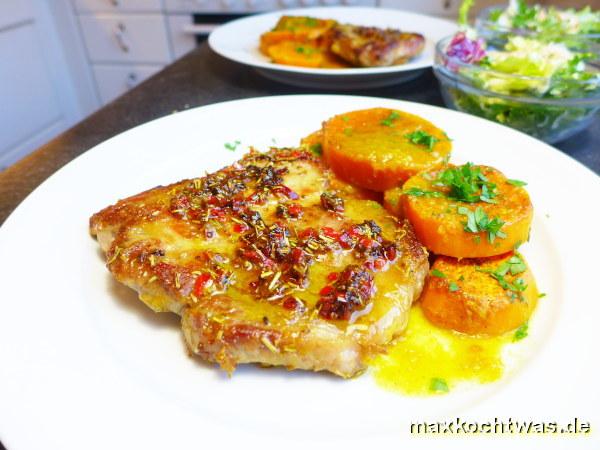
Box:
[233,223,248,233]
[338,233,354,249]
[209,208,226,221]
[359,237,373,249]
[246,192,262,204]
[207,196,219,206]
[193,273,212,296]
[299,228,317,239]
[291,247,304,264]
[243,250,260,262]
[374,258,386,270]
[287,204,303,217]
[282,296,299,310]
[320,285,334,296]
[327,272,339,282]
[275,185,299,200]
[322,227,341,239]
[384,246,397,261]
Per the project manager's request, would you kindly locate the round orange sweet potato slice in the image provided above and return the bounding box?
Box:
[420,253,538,336]
[322,108,452,191]
[401,164,532,258]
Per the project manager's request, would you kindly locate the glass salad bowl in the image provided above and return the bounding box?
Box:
[433,33,600,143]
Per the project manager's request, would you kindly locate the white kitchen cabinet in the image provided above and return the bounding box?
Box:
[166,14,196,59]
[0,0,96,170]
[0,0,34,29]
[379,0,459,18]
[93,64,163,103]
[73,0,164,13]
[78,14,172,64]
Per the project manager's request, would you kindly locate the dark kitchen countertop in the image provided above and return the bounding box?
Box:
[0,41,598,227]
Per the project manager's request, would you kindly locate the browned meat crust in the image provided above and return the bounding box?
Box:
[330,24,425,67]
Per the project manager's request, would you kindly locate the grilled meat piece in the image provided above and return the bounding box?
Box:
[90,148,429,378]
[330,24,425,67]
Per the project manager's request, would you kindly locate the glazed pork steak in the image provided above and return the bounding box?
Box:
[90,148,429,378]
[330,24,425,67]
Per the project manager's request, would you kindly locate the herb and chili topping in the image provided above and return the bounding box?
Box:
[165,149,398,321]
[317,265,375,320]
[320,191,345,213]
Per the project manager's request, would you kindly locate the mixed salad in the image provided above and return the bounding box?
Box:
[434,1,600,142]
[483,0,600,38]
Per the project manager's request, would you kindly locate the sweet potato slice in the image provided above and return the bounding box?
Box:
[300,129,324,156]
[266,41,328,68]
[383,186,403,218]
[322,108,452,191]
[420,253,538,336]
[401,164,532,258]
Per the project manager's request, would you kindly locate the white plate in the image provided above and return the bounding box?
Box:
[1,95,599,450]
[208,7,457,89]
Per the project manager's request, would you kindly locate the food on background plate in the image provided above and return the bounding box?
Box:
[322,108,452,192]
[420,252,537,335]
[329,24,426,67]
[400,163,532,258]
[259,16,425,69]
[90,106,539,393]
[90,148,429,378]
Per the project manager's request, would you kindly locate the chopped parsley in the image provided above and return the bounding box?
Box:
[224,140,241,151]
[457,206,506,243]
[435,163,498,203]
[448,281,460,292]
[343,127,353,136]
[341,115,350,122]
[380,110,400,127]
[295,46,315,55]
[513,322,529,341]
[477,254,528,301]
[405,130,439,150]
[304,17,318,27]
[403,187,445,198]
[431,269,446,278]
[309,143,322,156]
[429,377,449,393]
[538,292,547,298]
[507,178,528,187]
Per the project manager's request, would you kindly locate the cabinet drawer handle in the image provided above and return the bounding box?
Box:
[126,72,138,88]
[114,23,129,53]
[110,0,120,6]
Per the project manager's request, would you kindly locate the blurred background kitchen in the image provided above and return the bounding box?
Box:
[0,0,596,171]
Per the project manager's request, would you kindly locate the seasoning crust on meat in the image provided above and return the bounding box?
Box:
[90,148,429,378]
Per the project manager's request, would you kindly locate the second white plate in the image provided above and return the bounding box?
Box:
[208,7,457,89]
